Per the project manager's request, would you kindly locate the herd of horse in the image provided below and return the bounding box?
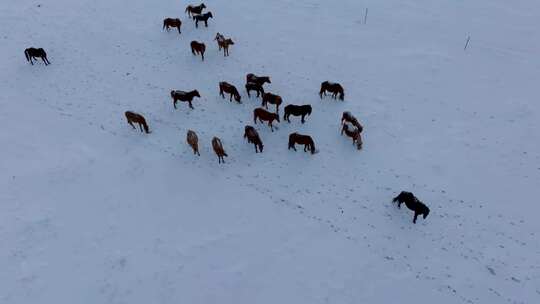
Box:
[24,2,430,223]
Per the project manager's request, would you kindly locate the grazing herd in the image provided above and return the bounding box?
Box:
[25,2,430,224]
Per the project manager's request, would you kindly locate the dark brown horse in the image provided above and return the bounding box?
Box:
[187,130,200,156]
[244,125,263,153]
[262,92,282,114]
[125,111,150,133]
[185,3,206,17]
[320,81,344,100]
[171,90,201,109]
[246,73,271,87]
[219,82,241,103]
[283,104,312,124]
[341,124,362,150]
[212,137,228,163]
[190,41,206,61]
[253,108,280,132]
[392,191,430,224]
[163,18,182,34]
[245,82,264,98]
[288,132,315,154]
[193,12,213,28]
[341,111,363,132]
[24,47,50,65]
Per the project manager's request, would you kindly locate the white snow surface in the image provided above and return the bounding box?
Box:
[1,0,540,303]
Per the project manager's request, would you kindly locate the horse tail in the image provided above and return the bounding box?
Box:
[24,49,30,62]
[339,90,344,101]
[311,140,316,154]
[185,6,190,14]
[253,111,257,124]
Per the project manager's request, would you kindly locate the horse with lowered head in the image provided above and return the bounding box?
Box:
[125,111,150,134]
[186,130,200,156]
[341,123,362,150]
[219,82,241,103]
[284,104,312,124]
[288,132,315,154]
[320,81,344,101]
[392,191,430,224]
[190,41,206,61]
[212,137,228,163]
[253,108,280,132]
[163,18,182,34]
[244,125,264,153]
[25,47,50,65]
[185,3,206,17]
[262,92,282,114]
[341,111,363,132]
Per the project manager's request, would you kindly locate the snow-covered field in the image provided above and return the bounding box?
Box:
[1,0,539,303]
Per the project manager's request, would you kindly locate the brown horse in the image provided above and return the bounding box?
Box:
[288,133,315,154]
[212,137,228,163]
[185,3,206,17]
[125,111,150,134]
[244,125,263,153]
[341,124,362,150]
[24,47,50,65]
[186,130,200,156]
[245,82,264,98]
[320,81,344,101]
[341,111,363,132]
[218,38,234,56]
[193,12,213,28]
[163,18,182,34]
[283,104,312,124]
[246,73,271,87]
[190,41,206,61]
[171,90,201,109]
[253,108,280,132]
[262,92,282,114]
[219,82,241,103]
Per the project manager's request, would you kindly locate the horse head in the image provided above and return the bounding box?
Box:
[193,90,201,98]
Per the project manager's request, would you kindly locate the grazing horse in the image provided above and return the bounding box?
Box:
[253,108,280,132]
[262,92,282,114]
[283,104,312,124]
[244,125,264,153]
[186,130,200,156]
[246,73,271,87]
[163,18,182,34]
[288,132,315,154]
[392,191,430,224]
[171,90,201,109]
[245,82,264,98]
[212,137,228,163]
[193,12,213,28]
[190,41,206,61]
[341,124,362,150]
[319,81,344,100]
[125,111,150,134]
[341,111,363,132]
[185,3,206,17]
[24,47,50,65]
[219,82,241,103]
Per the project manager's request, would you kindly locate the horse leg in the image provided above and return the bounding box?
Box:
[413,212,419,224]
[188,100,194,109]
[269,122,274,132]
[138,123,143,132]
[42,57,48,65]
[246,90,251,98]
[195,20,199,28]
[301,114,305,124]
[44,56,50,65]
[205,20,208,27]
[127,120,135,129]
[177,26,181,34]
[201,52,204,61]
[229,94,233,102]
[173,99,177,109]
[397,201,402,209]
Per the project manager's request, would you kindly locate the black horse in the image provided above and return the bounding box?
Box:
[392,191,430,224]
[193,12,213,28]
[25,47,50,65]
[283,104,312,124]
[245,82,264,98]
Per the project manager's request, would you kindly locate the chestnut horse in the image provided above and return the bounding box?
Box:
[193,12,213,28]
[186,130,200,156]
[190,41,206,61]
[212,137,228,163]
[392,191,430,224]
[320,81,344,100]
[163,18,181,34]
[125,111,150,134]
[341,111,363,132]
[171,90,201,109]
[245,82,264,98]
[24,47,50,65]
[341,124,362,150]
[246,73,271,87]
[283,104,312,124]
[262,92,282,114]
[244,125,263,153]
[185,3,206,17]
[288,132,315,154]
[219,82,241,103]
[253,108,280,132]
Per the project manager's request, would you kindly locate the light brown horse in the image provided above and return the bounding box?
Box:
[219,82,241,103]
[244,125,263,153]
[341,111,363,132]
[212,137,228,163]
[341,124,362,150]
[185,3,206,17]
[171,90,201,109]
[187,130,200,156]
[253,108,280,132]
[190,41,206,61]
[262,92,283,114]
[163,18,182,34]
[288,133,315,154]
[215,33,234,56]
[125,111,150,134]
[320,81,344,100]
